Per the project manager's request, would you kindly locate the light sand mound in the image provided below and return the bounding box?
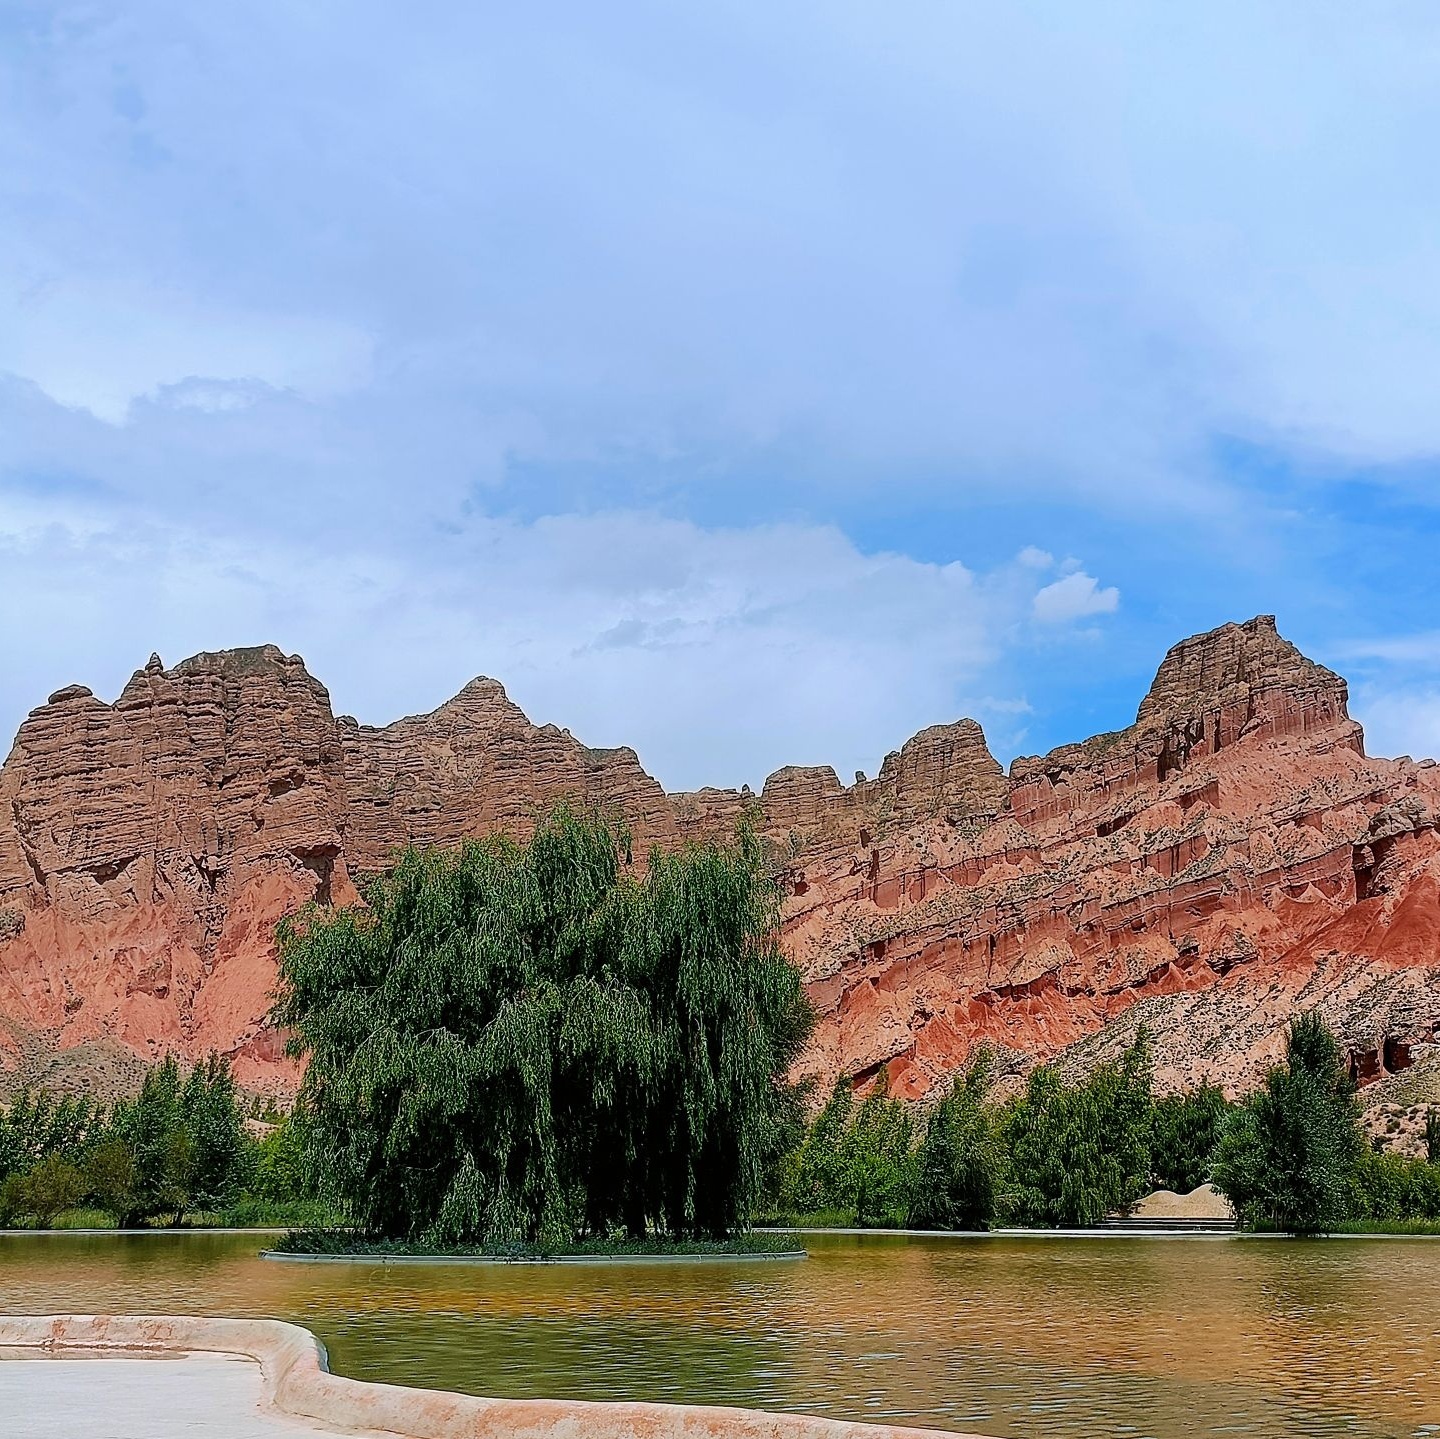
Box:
[1128,1184,1235,1222]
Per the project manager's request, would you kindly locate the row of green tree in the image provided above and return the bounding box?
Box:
[768,1017,1440,1235]
[8,802,1434,1245]
[0,1057,316,1228]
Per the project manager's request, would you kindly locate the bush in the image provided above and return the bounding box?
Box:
[1351,1150,1440,1222]
[0,1154,86,1227]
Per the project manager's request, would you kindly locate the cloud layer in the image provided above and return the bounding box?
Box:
[4,2,1440,779]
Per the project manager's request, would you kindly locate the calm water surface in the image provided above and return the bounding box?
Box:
[0,1231,1437,1439]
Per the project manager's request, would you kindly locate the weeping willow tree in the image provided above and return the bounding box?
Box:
[273,807,813,1246]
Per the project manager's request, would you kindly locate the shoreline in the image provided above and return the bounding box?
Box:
[2,1222,1435,1242]
[260,1247,807,1265]
[757,1225,1440,1241]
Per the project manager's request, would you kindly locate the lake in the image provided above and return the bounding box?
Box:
[0,1230,1436,1438]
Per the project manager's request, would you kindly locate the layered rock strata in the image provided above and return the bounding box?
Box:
[2,616,1438,1098]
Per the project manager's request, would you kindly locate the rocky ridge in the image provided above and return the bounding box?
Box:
[2,616,1438,1098]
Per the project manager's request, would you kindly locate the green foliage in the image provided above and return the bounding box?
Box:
[1350,1149,1440,1223]
[220,1195,339,1228]
[272,1227,797,1258]
[180,1055,252,1211]
[771,1034,1151,1231]
[106,1054,250,1224]
[252,1111,317,1205]
[907,1053,1001,1230]
[1425,1109,1440,1165]
[0,1153,86,1226]
[274,807,813,1245]
[109,1055,189,1225]
[999,1032,1154,1227]
[0,1089,106,1228]
[1149,1082,1231,1193]
[1,1054,260,1229]
[0,1091,102,1178]
[839,1076,916,1227]
[1214,1014,1365,1235]
[768,1070,917,1226]
[772,1079,855,1215]
[759,1016,1436,1237]
[82,1138,139,1227]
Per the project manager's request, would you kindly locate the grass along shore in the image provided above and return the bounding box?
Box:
[0,1200,338,1232]
[269,1229,802,1259]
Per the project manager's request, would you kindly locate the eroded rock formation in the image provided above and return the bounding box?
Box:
[2,616,1438,1099]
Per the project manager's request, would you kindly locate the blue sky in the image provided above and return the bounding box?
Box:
[4,1,1440,790]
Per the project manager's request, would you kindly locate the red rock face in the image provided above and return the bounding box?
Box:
[2,616,1438,1098]
[0,647,349,1092]
[784,617,1440,1098]
[339,677,680,869]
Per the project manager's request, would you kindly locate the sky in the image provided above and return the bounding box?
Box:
[4,1,1440,791]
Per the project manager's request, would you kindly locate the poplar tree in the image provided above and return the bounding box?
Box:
[1150,1083,1230,1193]
[1214,1014,1364,1235]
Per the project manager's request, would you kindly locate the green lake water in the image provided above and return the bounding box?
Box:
[1,1230,1437,1438]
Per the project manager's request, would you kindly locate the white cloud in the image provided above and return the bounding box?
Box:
[1352,687,1440,764]
[0,503,1103,787]
[1031,571,1121,625]
[2,0,1437,792]
[1017,546,1054,570]
[971,696,1034,716]
[6,3,1440,495]
[1335,632,1440,666]
[0,277,373,424]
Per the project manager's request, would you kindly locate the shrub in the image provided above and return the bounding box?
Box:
[1351,1150,1440,1222]
[0,1154,86,1227]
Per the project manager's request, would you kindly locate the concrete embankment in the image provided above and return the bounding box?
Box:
[0,1314,994,1439]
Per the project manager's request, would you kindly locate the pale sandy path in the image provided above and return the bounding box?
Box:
[0,1355,373,1438]
[0,1315,982,1439]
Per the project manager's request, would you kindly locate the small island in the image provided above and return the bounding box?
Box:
[262,807,813,1259]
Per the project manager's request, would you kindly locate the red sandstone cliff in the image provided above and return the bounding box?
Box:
[2,617,1437,1100]
[784,617,1440,1099]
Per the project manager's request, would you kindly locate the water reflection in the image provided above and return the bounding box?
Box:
[0,1231,1435,1439]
